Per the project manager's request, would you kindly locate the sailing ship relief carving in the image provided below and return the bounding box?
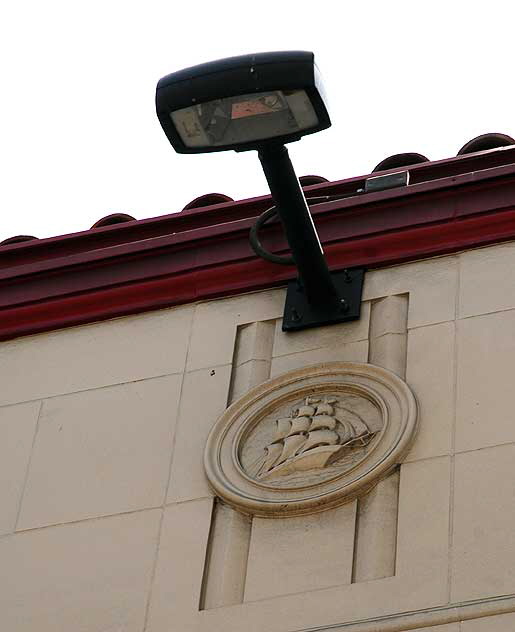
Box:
[256,396,375,481]
[204,362,418,517]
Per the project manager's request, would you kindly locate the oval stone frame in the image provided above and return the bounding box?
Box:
[204,362,418,517]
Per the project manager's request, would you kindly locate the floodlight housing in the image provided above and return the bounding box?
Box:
[155,51,364,331]
[156,51,331,153]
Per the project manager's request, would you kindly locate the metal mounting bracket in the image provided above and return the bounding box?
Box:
[282,268,365,332]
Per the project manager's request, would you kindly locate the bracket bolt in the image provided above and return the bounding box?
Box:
[338,298,349,313]
[291,308,302,322]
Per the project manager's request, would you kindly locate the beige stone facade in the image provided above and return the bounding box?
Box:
[2,241,515,631]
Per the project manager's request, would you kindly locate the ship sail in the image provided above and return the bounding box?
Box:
[336,409,371,444]
[298,428,339,453]
[257,442,283,477]
[296,404,317,417]
[310,414,337,431]
[290,416,311,434]
[315,401,335,416]
[276,434,307,465]
[273,418,292,443]
[257,396,375,480]
[347,415,370,437]
[338,417,356,443]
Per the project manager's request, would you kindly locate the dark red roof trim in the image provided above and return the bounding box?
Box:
[2,147,515,342]
[182,193,234,211]
[0,235,39,246]
[91,213,136,228]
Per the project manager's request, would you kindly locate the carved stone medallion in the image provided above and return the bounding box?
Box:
[204,362,418,517]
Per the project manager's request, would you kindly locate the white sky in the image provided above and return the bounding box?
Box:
[1,1,514,242]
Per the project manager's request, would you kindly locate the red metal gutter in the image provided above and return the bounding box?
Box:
[2,147,515,342]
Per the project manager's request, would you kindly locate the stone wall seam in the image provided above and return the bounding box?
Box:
[292,593,515,632]
[14,400,43,532]
[406,318,456,332]
[0,369,186,410]
[140,507,165,632]
[11,505,159,535]
[448,256,460,604]
[166,364,233,504]
[142,303,196,632]
[161,304,196,506]
[164,494,214,507]
[455,438,515,456]
[181,361,231,375]
[271,334,371,359]
[457,303,515,322]
[0,304,195,407]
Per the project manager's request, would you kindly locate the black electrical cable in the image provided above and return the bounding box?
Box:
[249,206,295,265]
[249,191,362,265]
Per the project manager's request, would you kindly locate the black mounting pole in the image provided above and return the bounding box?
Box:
[258,144,338,306]
[257,143,365,332]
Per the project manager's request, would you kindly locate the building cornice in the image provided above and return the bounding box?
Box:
[2,147,515,341]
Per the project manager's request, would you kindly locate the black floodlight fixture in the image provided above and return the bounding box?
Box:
[156,52,364,331]
[155,51,330,154]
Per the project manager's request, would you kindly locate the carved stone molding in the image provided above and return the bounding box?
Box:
[204,362,418,517]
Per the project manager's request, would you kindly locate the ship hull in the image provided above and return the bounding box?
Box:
[259,444,347,481]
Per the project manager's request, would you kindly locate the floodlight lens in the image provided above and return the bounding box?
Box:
[171,89,318,149]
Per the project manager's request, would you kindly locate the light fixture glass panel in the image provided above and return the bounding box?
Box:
[171,89,319,149]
